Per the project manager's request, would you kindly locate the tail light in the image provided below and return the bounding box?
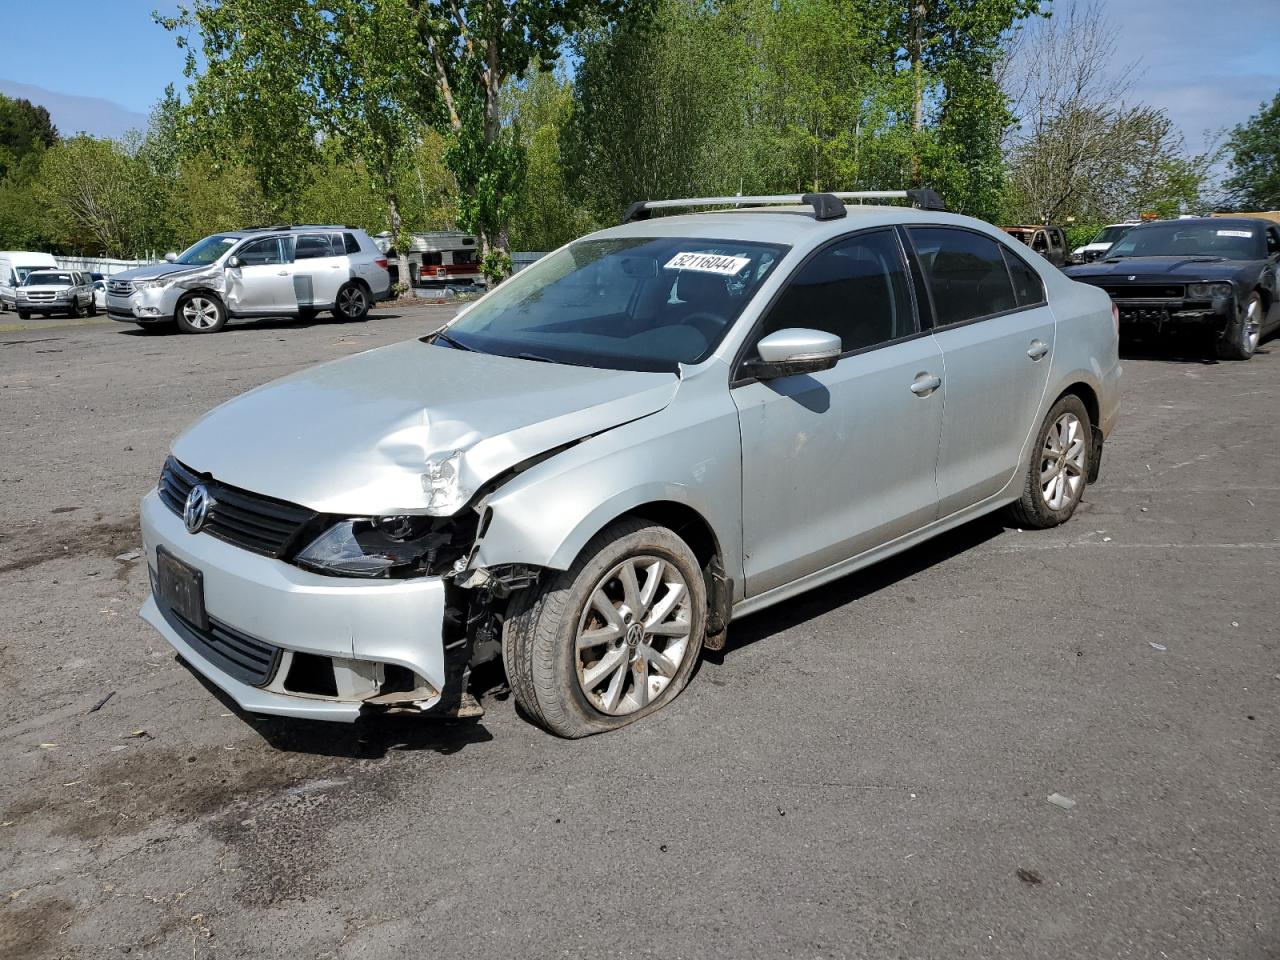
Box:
[1111,302,1120,337]
[374,257,389,271]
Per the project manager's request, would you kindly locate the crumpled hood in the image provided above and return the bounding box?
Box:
[172,339,680,515]
[1065,256,1256,282]
[113,262,217,283]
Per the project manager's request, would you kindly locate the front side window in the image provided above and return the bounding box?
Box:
[236,237,287,266]
[1267,228,1280,256]
[442,236,788,371]
[756,228,914,353]
[908,227,1017,326]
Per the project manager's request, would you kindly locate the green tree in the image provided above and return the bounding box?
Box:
[1222,91,1280,210]
[33,136,155,256]
[0,94,58,180]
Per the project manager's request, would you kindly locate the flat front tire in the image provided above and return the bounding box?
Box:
[503,519,707,738]
[175,293,226,334]
[1215,292,1263,361]
[1008,394,1092,529]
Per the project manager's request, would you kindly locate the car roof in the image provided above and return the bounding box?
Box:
[1126,216,1267,230]
[589,204,1003,247]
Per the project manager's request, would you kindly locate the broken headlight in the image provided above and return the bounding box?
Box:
[296,515,471,578]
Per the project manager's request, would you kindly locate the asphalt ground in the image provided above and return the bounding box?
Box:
[0,306,1277,959]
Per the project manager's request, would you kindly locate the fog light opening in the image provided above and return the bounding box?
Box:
[284,651,339,697]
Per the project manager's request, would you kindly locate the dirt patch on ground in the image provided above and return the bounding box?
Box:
[0,517,140,575]
[0,898,76,960]
[2,740,339,843]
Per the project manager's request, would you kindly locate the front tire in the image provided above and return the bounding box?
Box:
[503,519,707,738]
[17,310,30,320]
[175,293,226,334]
[1008,394,1092,529]
[333,283,370,322]
[1215,292,1263,361]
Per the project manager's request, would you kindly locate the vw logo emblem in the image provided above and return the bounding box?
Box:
[183,484,213,534]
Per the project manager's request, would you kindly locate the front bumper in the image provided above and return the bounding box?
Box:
[139,489,449,722]
[107,287,180,323]
[1114,298,1233,333]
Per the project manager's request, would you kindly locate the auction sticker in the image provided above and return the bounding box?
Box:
[1216,230,1253,238]
[664,252,751,275]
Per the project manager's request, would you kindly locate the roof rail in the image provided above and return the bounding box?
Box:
[621,188,947,224]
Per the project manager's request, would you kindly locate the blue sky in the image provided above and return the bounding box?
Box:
[0,0,1276,154]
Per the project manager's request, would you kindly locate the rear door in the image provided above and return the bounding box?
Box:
[227,237,295,313]
[290,233,346,308]
[905,226,1056,517]
[733,228,944,596]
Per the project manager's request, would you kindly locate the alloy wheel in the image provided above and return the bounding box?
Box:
[1039,412,1086,510]
[1243,297,1261,354]
[338,286,366,318]
[182,297,221,330]
[575,555,693,716]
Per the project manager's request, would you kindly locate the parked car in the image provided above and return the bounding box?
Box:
[0,250,59,312]
[107,225,392,334]
[1064,216,1280,360]
[92,278,107,311]
[1070,223,1139,264]
[14,269,96,319]
[1002,224,1069,267]
[138,189,1120,737]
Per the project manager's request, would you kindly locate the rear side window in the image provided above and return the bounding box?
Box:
[759,228,915,353]
[908,227,1017,325]
[1002,248,1045,307]
[295,234,336,260]
[342,232,361,255]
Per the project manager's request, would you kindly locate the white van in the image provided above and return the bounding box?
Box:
[0,251,59,312]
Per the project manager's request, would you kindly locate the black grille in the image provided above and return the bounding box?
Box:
[153,578,282,687]
[1102,284,1186,300]
[159,457,317,558]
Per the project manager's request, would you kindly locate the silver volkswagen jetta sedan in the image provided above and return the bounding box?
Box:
[139,191,1120,737]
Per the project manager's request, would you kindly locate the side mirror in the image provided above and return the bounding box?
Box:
[745,328,841,380]
[226,255,241,269]
[163,251,178,263]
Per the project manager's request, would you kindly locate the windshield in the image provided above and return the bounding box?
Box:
[174,234,240,265]
[1105,222,1264,260]
[439,236,789,371]
[23,272,72,286]
[14,265,53,283]
[1091,226,1131,246]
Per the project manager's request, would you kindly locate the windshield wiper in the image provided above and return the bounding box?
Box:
[433,330,475,351]
[516,351,557,363]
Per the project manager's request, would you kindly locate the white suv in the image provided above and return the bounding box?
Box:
[106,225,393,334]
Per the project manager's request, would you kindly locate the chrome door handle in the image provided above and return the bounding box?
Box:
[277,270,289,276]
[1027,339,1050,360]
[910,373,942,396]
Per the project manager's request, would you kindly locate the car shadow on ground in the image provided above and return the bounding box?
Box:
[713,512,1011,660]
[115,311,412,336]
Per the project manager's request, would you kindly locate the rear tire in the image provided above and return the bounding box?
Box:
[1008,394,1092,529]
[503,519,707,738]
[333,282,370,322]
[87,297,97,317]
[17,310,30,320]
[175,293,226,334]
[1215,292,1262,361]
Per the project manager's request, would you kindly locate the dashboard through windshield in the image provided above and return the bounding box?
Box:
[436,236,789,371]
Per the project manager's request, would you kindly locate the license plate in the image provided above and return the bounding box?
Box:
[156,546,207,632]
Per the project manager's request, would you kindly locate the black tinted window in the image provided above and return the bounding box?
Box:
[759,229,914,352]
[237,238,284,266]
[343,232,361,255]
[909,227,1017,325]
[1268,228,1280,255]
[295,234,335,260]
[1003,248,1045,307]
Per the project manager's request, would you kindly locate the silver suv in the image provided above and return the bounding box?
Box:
[107,225,392,334]
[138,191,1121,737]
[15,269,97,319]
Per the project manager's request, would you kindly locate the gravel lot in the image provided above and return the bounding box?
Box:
[1,308,1277,959]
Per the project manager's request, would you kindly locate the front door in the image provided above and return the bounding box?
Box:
[905,226,1056,517]
[226,236,295,313]
[733,228,944,597]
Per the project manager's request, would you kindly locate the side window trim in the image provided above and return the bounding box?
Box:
[729,225,925,384]
[902,224,1046,332]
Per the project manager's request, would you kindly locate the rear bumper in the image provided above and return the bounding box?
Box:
[139,489,449,722]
